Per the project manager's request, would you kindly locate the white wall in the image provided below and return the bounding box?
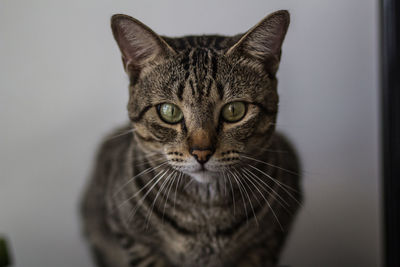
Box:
[0,0,381,266]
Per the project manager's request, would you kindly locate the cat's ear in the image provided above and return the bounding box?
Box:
[111,14,176,78]
[226,10,290,76]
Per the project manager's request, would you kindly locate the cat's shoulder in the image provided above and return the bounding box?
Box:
[272,131,297,152]
[271,131,300,171]
[94,124,134,162]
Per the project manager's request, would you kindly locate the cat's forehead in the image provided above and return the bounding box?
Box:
[139,47,226,104]
[163,35,240,52]
[170,48,269,102]
[175,48,223,103]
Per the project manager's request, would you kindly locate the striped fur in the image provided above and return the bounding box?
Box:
[81,10,302,267]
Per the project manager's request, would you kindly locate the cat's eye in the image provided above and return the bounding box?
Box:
[221,101,247,123]
[157,103,184,124]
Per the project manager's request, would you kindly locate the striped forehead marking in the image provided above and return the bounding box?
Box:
[177,48,224,102]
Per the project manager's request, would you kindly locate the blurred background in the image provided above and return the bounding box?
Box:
[0,0,380,266]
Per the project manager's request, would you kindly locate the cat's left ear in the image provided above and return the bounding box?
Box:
[226,10,290,76]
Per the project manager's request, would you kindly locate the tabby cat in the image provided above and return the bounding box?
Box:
[81,10,302,267]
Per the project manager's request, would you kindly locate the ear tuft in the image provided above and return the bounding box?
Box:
[226,10,290,75]
[111,14,175,77]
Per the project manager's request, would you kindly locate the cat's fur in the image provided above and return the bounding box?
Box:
[81,10,302,267]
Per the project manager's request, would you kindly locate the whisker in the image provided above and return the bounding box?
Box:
[134,151,162,161]
[107,128,136,140]
[118,168,166,208]
[223,171,227,196]
[133,151,165,163]
[113,161,168,197]
[145,170,176,228]
[134,156,166,168]
[173,172,183,212]
[228,169,249,225]
[223,171,236,215]
[232,168,259,226]
[242,167,290,207]
[242,168,292,219]
[243,169,283,230]
[239,170,282,224]
[174,172,183,212]
[241,155,300,176]
[127,168,171,222]
[162,171,179,222]
[269,122,309,129]
[183,178,194,190]
[246,144,289,154]
[247,164,302,207]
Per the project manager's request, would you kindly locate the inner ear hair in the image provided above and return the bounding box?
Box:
[226,10,290,75]
[111,14,176,78]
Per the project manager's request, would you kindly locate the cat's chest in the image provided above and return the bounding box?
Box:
[156,206,259,265]
[160,227,237,266]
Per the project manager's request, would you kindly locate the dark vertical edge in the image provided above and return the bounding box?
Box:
[0,237,11,266]
[381,0,400,266]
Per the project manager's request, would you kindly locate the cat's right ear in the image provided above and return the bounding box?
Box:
[111,14,176,78]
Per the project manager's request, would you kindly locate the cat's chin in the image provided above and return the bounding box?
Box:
[187,170,219,184]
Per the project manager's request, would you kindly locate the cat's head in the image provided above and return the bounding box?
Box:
[111,11,289,183]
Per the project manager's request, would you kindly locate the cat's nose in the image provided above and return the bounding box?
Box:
[188,128,216,164]
[189,148,214,164]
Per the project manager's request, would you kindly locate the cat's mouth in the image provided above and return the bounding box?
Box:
[169,158,235,183]
[184,164,224,183]
[190,165,212,174]
[195,164,207,172]
[188,170,217,183]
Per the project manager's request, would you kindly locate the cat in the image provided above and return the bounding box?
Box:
[81,10,302,267]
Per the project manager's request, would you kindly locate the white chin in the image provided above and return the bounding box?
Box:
[187,170,219,183]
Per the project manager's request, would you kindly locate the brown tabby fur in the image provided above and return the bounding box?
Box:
[81,10,302,267]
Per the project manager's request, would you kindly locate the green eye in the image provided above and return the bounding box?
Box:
[221,101,246,123]
[158,103,183,124]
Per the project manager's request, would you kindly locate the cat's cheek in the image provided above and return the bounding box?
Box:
[136,118,181,144]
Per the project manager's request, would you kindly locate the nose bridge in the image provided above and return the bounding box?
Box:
[186,102,215,128]
[189,128,214,150]
[189,128,216,164]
